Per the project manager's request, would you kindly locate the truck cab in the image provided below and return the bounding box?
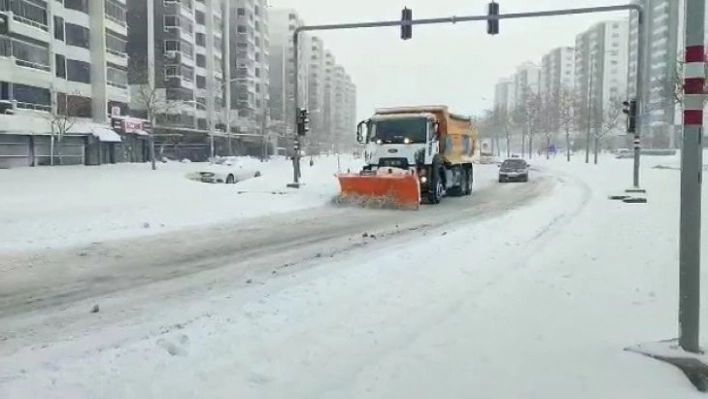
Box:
[357,112,439,171]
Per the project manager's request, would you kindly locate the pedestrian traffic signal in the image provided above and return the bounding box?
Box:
[297,108,309,136]
[487,2,499,35]
[622,99,637,133]
[400,7,412,40]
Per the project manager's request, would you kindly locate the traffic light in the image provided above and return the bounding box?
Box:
[622,99,637,133]
[400,7,412,40]
[0,13,9,35]
[297,108,309,136]
[487,1,499,35]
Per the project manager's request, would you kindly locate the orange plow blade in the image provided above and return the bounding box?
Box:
[336,169,421,210]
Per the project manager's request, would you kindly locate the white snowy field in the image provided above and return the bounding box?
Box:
[1,154,706,398]
[0,155,364,252]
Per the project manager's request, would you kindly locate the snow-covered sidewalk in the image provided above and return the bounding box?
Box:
[0,155,363,252]
[0,154,705,398]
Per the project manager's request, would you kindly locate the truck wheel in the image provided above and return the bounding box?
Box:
[464,165,473,195]
[447,166,463,197]
[427,158,444,204]
[428,176,444,204]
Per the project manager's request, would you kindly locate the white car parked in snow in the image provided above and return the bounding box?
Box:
[186,157,261,184]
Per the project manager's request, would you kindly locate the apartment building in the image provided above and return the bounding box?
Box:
[268,7,357,155]
[574,20,629,130]
[540,46,575,101]
[0,0,129,167]
[493,78,515,115]
[267,7,304,145]
[304,34,324,153]
[228,0,269,151]
[127,0,226,151]
[628,0,681,147]
[513,62,541,110]
[322,50,336,149]
[342,74,357,151]
[331,64,347,151]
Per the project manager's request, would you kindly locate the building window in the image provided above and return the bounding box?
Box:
[107,65,128,88]
[196,54,206,67]
[105,0,126,26]
[54,16,65,41]
[64,0,90,14]
[165,40,179,52]
[8,0,49,30]
[181,65,194,82]
[196,33,205,46]
[164,15,179,29]
[66,23,91,49]
[106,30,127,56]
[11,38,50,70]
[13,84,51,110]
[180,39,193,59]
[55,54,66,78]
[195,10,205,25]
[66,59,91,83]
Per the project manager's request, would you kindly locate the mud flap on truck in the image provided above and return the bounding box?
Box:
[336,168,421,210]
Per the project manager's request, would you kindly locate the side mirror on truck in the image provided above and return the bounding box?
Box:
[356,120,370,143]
[433,121,440,140]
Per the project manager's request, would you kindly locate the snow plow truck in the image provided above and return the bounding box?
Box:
[337,105,478,209]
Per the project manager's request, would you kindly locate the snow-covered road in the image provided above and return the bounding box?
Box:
[0,156,703,398]
[0,164,549,346]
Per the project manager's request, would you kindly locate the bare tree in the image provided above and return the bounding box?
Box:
[510,87,542,158]
[490,105,513,158]
[521,90,544,158]
[129,55,181,170]
[592,97,624,164]
[553,87,577,162]
[538,93,558,159]
[47,90,85,165]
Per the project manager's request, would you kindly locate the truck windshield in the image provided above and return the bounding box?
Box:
[369,118,427,144]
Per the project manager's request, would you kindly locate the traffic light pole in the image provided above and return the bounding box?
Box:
[678,0,705,355]
[289,3,645,188]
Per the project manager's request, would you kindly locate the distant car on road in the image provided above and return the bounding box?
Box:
[498,158,529,183]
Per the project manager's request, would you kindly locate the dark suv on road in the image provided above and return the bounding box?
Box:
[498,158,529,182]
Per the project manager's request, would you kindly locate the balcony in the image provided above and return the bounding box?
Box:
[105,0,127,34]
[0,36,51,73]
[1,0,49,31]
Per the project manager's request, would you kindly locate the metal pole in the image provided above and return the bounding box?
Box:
[224,1,232,156]
[295,5,641,34]
[290,30,302,187]
[678,0,705,354]
[586,56,593,163]
[632,7,646,188]
[289,3,644,184]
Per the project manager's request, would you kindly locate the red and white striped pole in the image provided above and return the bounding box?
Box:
[678,0,705,354]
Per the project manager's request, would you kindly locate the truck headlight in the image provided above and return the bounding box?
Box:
[420,176,427,183]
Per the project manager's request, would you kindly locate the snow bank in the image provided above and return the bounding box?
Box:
[0,154,364,252]
[0,154,703,397]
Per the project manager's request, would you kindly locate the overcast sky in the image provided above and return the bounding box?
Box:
[268,0,632,121]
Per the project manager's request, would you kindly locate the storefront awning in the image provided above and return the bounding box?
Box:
[134,130,149,136]
[92,127,122,143]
